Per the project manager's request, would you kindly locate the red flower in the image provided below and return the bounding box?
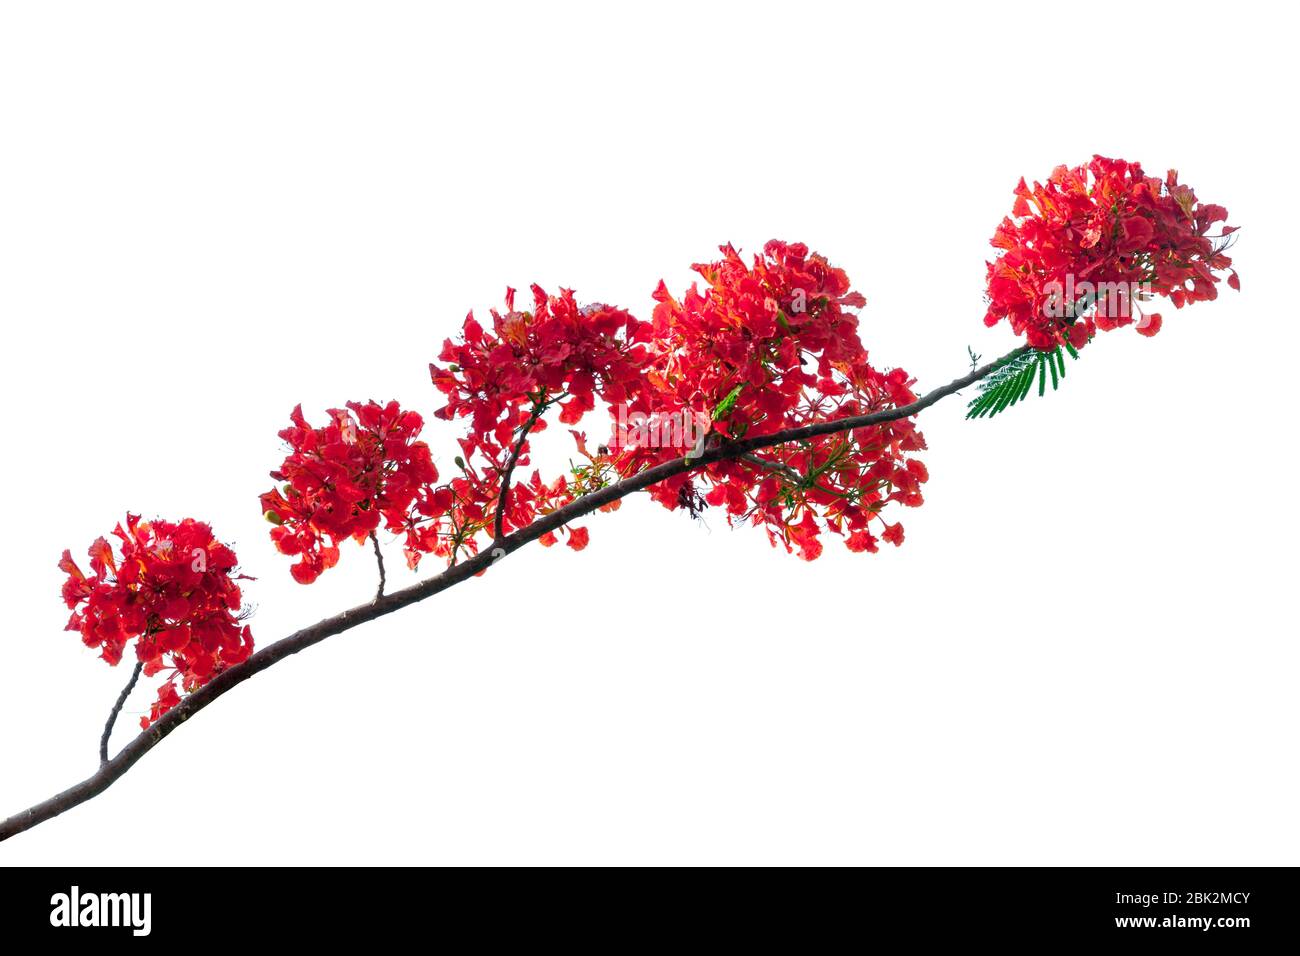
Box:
[628,240,929,560]
[846,530,879,553]
[984,157,1239,350]
[60,516,254,727]
[422,286,653,564]
[1136,313,1162,338]
[260,400,441,581]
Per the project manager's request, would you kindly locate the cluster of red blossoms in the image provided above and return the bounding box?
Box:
[628,240,925,559]
[59,516,253,728]
[272,240,926,573]
[428,285,651,558]
[258,401,441,582]
[984,156,1239,350]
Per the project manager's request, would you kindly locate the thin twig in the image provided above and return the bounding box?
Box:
[0,345,1026,842]
[98,660,143,766]
[369,531,386,600]
[493,397,548,543]
[741,452,843,497]
[740,452,800,480]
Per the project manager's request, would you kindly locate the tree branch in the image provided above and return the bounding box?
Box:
[98,660,143,765]
[369,531,386,600]
[493,397,548,543]
[0,345,1025,843]
[740,452,801,481]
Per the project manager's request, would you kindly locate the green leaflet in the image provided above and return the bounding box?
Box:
[712,383,745,421]
[966,345,1080,420]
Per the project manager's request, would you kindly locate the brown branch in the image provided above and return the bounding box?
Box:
[741,452,801,481]
[493,397,548,542]
[369,531,386,600]
[98,660,143,765]
[0,345,1025,843]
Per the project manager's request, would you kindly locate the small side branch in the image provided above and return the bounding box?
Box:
[99,660,143,765]
[741,452,801,482]
[370,531,386,600]
[493,397,548,542]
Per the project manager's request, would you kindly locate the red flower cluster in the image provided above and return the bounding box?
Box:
[60,515,254,728]
[259,401,441,583]
[632,241,927,559]
[984,156,1239,350]
[265,243,929,573]
[432,285,650,439]
[427,285,651,559]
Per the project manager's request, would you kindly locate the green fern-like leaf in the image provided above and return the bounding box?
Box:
[966,345,1080,420]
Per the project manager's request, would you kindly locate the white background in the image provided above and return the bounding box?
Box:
[0,1,1294,865]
